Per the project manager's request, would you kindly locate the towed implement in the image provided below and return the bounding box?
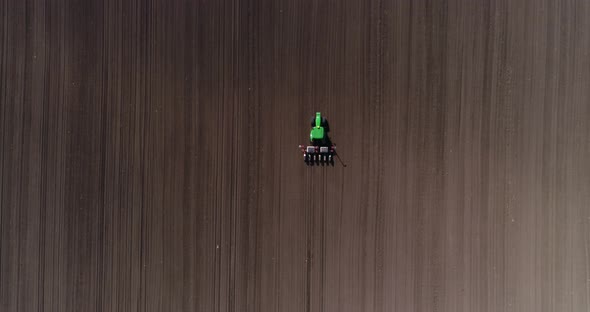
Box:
[298,144,336,166]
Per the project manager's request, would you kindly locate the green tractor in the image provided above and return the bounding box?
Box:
[299,112,336,166]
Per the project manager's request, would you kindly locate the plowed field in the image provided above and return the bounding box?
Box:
[1,0,589,311]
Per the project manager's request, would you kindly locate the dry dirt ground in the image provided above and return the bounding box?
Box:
[1,0,589,311]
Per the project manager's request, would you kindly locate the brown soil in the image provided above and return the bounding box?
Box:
[1,0,589,311]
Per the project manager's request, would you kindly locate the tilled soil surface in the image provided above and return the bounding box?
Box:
[1,0,589,311]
